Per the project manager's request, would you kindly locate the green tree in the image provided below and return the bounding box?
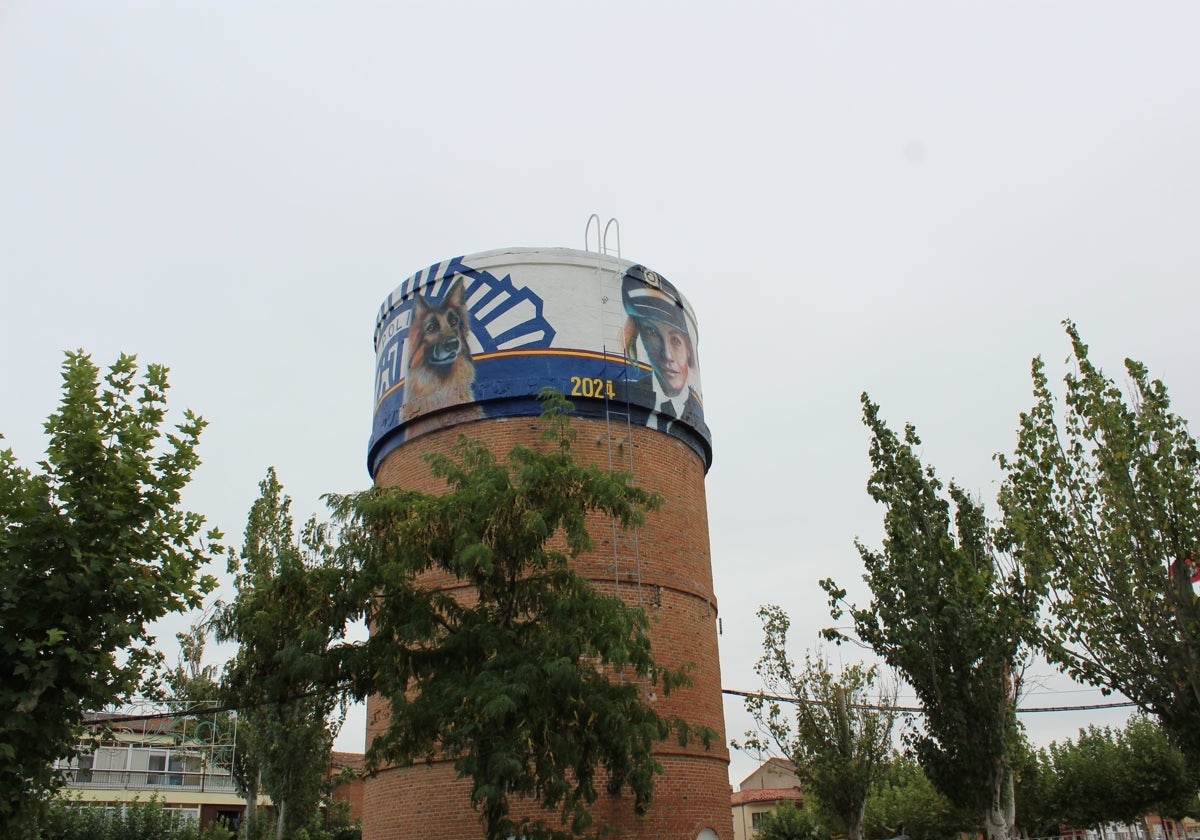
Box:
[1116,716,1199,829]
[165,621,221,706]
[1037,716,1198,835]
[33,794,230,840]
[1011,739,1057,838]
[213,468,348,840]
[865,754,963,840]
[822,395,1041,840]
[998,322,1200,766]
[0,353,219,832]
[1048,725,1125,830]
[740,606,898,840]
[327,391,709,840]
[756,799,830,840]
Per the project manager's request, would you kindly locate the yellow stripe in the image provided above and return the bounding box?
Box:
[373,350,652,412]
[474,348,641,365]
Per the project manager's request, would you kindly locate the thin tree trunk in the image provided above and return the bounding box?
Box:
[245,769,260,826]
[846,802,866,840]
[983,761,1014,840]
[484,796,506,840]
[276,798,286,840]
[984,803,1010,840]
[1002,765,1015,831]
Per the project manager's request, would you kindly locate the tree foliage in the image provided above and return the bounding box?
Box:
[32,795,230,840]
[1048,723,1126,829]
[1011,738,1058,838]
[864,754,964,840]
[821,395,1040,840]
[755,799,830,840]
[165,619,221,706]
[998,322,1200,765]
[0,353,219,831]
[327,391,709,840]
[740,605,898,840]
[1043,715,1199,831]
[1117,715,1200,822]
[213,468,348,840]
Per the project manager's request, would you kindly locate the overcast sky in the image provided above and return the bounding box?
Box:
[3,2,1199,787]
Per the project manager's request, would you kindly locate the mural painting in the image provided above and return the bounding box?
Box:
[620,265,703,433]
[370,249,710,477]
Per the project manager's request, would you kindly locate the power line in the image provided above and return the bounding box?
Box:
[88,686,1141,728]
[82,688,329,726]
[721,688,1140,715]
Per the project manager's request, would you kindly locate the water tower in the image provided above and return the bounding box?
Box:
[364,245,728,840]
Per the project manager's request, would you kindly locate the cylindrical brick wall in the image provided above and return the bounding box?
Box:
[363,415,730,840]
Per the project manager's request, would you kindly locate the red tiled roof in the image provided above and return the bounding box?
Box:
[731,786,803,807]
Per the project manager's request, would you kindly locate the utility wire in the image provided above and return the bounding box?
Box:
[82,687,330,726]
[721,688,1140,715]
[87,686,1140,727]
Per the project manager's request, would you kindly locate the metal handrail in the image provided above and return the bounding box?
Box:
[602,217,621,257]
[584,214,601,252]
[59,767,238,793]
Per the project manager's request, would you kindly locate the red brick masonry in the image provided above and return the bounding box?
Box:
[364,416,731,840]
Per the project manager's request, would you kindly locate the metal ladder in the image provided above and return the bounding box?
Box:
[590,229,642,613]
[601,352,650,700]
[591,226,650,698]
[602,358,642,610]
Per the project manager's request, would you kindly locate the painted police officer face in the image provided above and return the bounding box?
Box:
[639,319,691,397]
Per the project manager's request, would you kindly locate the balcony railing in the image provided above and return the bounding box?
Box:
[59,768,238,793]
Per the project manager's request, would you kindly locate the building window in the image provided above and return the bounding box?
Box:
[163,806,200,823]
[146,752,188,786]
[55,752,95,784]
[752,812,765,830]
[91,745,129,786]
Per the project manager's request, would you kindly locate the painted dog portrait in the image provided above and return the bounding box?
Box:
[402,277,476,419]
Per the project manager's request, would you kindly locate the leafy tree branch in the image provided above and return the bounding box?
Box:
[0,352,220,833]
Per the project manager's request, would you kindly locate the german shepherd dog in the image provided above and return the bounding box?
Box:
[402,277,476,421]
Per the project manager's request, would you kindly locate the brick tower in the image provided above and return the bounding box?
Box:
[364,248,729,840]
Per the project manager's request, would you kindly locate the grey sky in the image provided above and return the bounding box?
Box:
[3,2,1198,787]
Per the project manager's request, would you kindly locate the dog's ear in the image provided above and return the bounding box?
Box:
[444,276,465,307]
[412,290,432,316]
